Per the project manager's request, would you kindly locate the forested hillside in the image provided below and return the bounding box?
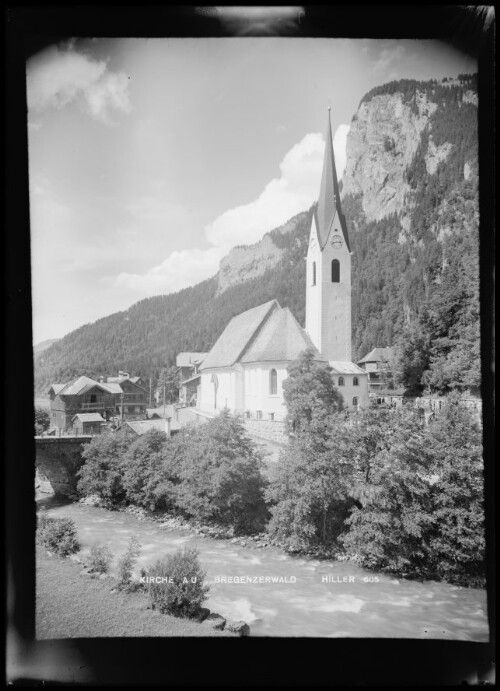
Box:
[34,211,312,393]
[34,74,480,397]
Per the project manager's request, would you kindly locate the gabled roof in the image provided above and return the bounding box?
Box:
[200,300,279,370]
[358,347,394,364]
[176,352,208,368]
[71,413,105,423]
[240,307,327,364]
[329,361,367,375]
[315,110,350,251]
[125,419,168,435]
[48,384,65,395]
[57,376,122,397]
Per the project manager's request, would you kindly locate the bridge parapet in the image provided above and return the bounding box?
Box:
[35,436,93,497]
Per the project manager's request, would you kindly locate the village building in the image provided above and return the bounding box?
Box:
[176,352,207,406]
[71,412,105,435]
[124,418,172,436]
[48,373,147,431]
[194,110,369,421]
[357,347,395,393]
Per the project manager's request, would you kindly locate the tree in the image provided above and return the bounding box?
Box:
[282,348,344,436]
[77,428,134,504]
[266,413,354,552]
[157,366,181,405]
[35,407,50,433]
[122,429,170,509]
[339,408,437,574]
[174,410,269,533]
[425,394,484,586]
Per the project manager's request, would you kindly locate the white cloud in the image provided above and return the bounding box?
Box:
[26,46,131,124]
[371,43,406,74]
[110,125,350,300]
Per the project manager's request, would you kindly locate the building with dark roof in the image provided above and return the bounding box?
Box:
[357,347,395,392]
[194,110,368,421]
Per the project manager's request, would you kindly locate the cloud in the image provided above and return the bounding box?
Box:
[371,43,406,74]
[26,46,131,124]
[109,125,350,300]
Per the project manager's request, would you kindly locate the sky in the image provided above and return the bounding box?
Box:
[27,37,477,344]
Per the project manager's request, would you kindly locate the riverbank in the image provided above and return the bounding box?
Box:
[36,545,236,638]
[37,495,489,639]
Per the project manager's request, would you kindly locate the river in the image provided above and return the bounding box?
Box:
[37,495,489,640]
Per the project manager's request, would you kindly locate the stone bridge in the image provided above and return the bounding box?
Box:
[35,436,93,497]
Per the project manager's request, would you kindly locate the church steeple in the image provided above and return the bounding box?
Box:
[305,107,352,363]
[315,109,350,251]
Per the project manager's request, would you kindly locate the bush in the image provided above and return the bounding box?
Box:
[35,407,50,434]
[117,536,142,591]
[37,515,80,556]
[174,411,269,534]
[88,543,113,574]
[77,429,134,505]
[146,548,209,618]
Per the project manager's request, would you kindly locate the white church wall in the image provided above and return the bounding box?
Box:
[243,362,288,421]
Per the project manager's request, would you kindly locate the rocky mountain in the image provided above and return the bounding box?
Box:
[34,74,479,397]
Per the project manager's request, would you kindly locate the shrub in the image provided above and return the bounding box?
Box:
[117,536,142,591]
[35,407,50,434]
[36,515,80,556]
[122,429,179,511]
[88,543,113,574]
[77,429,134,504]
[146,548,209,618]
[174,411,269,534]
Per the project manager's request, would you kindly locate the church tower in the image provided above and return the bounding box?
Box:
[306,109,352,362]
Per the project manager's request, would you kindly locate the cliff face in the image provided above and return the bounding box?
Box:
[215,211,310,295]
[340,75,480,393]
[217,235,283,295]
[342,91,435,221]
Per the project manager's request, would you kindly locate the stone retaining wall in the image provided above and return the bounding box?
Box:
[35,437,91,496]
[242,419,288,445]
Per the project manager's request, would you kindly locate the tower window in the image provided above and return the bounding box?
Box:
[338,377,345,387]
[353,377,359,386]
[312,261,316,286]
[269,368,278,395]
[352,397,358,407]
[331,259,340,283]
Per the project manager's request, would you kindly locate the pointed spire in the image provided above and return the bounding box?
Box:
[315,108,350,250]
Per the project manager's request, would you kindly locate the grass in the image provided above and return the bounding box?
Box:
[36,546,234,638]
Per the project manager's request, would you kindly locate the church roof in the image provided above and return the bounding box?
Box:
[240,307,327,364]
[358,347,394,364]
[199,300,279,370]
[315,110,351,252]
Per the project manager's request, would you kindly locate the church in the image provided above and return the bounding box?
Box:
[196,111,369,421]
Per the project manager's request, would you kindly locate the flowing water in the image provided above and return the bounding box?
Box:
[37,495,489,640]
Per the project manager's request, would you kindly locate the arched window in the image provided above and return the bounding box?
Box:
[353,376,359,386]
[211,373,219,409]
[352,397,358,407]
[312,261,316,286]
[269,369,277,395]
[331,259,340,283]
[338,376,345,387]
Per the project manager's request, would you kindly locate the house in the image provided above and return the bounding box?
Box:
[176,353,208,407]
[103,373,148,419]
[357,347,395,392]
[195,109,369,420]
[71,412,105,435]
[48,376,120,431]
[48,373,147,431]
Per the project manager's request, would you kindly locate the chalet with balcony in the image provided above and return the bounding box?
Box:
[357,347,395,392]
[48,373,148,431]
